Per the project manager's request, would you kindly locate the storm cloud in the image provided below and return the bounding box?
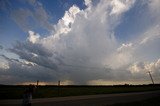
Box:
[0,0,160,85]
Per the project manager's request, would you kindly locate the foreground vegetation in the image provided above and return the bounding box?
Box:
[0,84,160,99]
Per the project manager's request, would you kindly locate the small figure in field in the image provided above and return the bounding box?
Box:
[22,85,36,106]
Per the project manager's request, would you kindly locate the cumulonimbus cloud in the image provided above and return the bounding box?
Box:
[1,0,160,85]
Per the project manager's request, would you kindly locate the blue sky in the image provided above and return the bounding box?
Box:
[0,0,160,85]
[0,0,156,47]
[0,0,86,47]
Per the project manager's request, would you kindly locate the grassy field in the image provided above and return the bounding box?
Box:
[0,84,160,99]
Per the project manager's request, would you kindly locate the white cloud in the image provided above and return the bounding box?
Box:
[110,0,135,15]
[129,62,146,73]
[28,30,40,44]
[63,5,80,26]
[128,58,160,83]
[148,0,160,18]
[132,25,160,62]
[110,24,160,71]
[2,0,160,84]
[140,25,160,44]
[117,43,133,52]
[54,5,80,36]
[84,0,92,7]
[22,60,36,66]
[0,58,9,70]
[5,0,137,84]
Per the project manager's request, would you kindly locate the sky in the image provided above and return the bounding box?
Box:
[0,0,160,85]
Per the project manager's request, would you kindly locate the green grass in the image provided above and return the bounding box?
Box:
[0,84,160,99]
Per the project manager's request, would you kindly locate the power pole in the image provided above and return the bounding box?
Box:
[58,80,61,96]
[58,80,61,86]
[37,80,39,86]
[147,71,154,84]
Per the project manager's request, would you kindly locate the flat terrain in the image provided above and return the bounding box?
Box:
[0,90,160,106]
[0,84,160,99]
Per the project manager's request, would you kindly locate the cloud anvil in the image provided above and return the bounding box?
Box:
[0,0,160,85]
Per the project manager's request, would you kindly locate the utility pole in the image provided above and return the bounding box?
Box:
[147,71,154,84]
[58,80,61,96]
[58,80,61,86]
[37,80,39,86]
